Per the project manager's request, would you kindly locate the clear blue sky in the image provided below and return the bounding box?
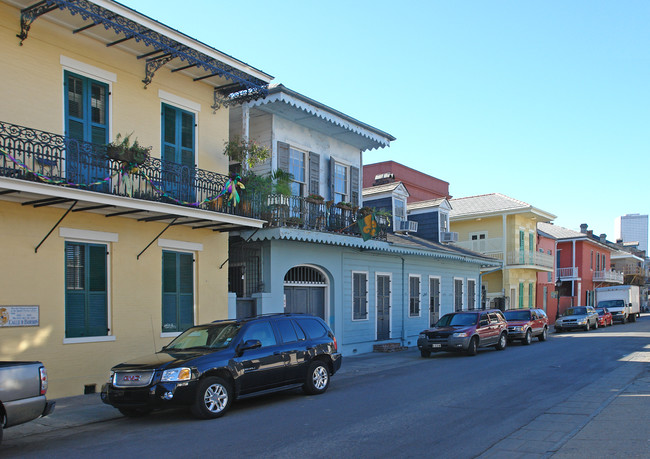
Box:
[127,0,649,239]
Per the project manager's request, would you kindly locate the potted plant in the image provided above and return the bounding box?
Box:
[223,135,270,170]
[286,216,304,227]
[306,193,324,204]
[106,133,151,165]
[336,201,354,210]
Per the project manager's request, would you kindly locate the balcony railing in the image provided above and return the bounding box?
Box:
[558,267,579,280]
[0,120,260,217]
[454,237,504,254]
[593,270,624,284]
[261,195,387,241]
[506,251,554,269]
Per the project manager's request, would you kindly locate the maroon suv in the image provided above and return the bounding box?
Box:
[503,308,549,345]
[417,309,508,357]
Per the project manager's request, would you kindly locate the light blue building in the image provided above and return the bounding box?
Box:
[228,85,499,355]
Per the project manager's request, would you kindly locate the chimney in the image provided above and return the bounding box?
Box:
[587,230,593,237]
[600,234,607,243]
[580,223,588,233]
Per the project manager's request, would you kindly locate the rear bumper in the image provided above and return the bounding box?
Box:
[4,395,52,428]
[331,353,342,375]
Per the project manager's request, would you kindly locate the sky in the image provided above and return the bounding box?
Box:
[126,0,649,240]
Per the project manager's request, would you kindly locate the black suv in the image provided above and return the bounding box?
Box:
[101,314,342,419]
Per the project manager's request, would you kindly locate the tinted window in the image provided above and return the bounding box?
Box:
[296,318,327,339]
[504,310,530,321]
[438,313,478,327]
[537,309,547,318]
[276,320,298,343]
[292,320,306,341]
[241,321,277,347]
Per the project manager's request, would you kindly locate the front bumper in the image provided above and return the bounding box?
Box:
[555,321,587,330]
[417,336,470,353]
[101,380,199,409]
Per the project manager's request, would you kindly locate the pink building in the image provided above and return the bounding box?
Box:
[537,223,624,323]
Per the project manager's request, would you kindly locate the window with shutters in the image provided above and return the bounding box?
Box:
[454,278,464,311]
[467,279,476,310]
[65,242,108,338]
[333,162,348,204]
[409,275,421,317]
[352,272,368,320]
[288,147,306,196]
[162,251,195,333]
[65,71,108,145]
[519,282,524,308]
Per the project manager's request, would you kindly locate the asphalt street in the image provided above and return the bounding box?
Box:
[3,316,649,458]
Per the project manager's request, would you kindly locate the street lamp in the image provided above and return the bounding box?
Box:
[555,278,562,322]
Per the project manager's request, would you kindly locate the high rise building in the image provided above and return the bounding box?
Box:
[615,214,649,253]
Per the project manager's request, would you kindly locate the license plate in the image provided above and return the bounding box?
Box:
[432,344,441,348]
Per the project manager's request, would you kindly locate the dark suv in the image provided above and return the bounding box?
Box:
[504,308,549,344]
[101,314,342,419]
[417,309,508,357]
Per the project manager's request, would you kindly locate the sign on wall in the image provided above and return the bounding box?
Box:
[0,306,40,327]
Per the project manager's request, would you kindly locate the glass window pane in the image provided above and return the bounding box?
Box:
[181,112,194,149]
[164,106,176,145]
[90,83,106,124]
[67,75,84,119]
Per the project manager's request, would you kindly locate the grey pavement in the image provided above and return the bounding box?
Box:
[4,345,650,458]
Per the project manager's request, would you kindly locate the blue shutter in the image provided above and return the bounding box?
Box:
[162,251,194,332]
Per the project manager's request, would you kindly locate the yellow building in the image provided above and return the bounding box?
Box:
[450,193,555,310]
[0,0,271,397]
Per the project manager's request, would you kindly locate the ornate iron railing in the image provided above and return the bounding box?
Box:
[0,120,257,218]
[259,194,388,241]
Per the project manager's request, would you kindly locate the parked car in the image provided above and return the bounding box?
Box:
[417,309,508,357]
[503,308,549,344]
[101,314,341,419]
[595,307,613,327]
[554,306,599,332]
[0,361,55,445]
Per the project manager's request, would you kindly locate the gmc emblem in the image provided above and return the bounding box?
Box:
[123,375,141,382]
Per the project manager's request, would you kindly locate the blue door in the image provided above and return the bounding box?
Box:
[65,71,109,191]
[161,104,195,203]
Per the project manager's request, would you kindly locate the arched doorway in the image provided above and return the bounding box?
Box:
[284,265,328,320]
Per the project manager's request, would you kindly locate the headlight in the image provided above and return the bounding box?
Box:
[513,326,524,332]
[109,370,115,383]
[577,319,587,324]
[419,333,426,339]
[452,332,469,338]
[161,368,192,382]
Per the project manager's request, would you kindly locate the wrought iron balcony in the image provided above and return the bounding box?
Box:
[260,194,388,241]
[593,270,624,284]
[0,120,258,218]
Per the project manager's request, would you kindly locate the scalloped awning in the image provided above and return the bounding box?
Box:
[247,84,395,151]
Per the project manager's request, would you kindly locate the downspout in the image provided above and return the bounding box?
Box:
[400,256,406,346]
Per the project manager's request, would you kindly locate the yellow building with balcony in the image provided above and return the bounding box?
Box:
[0,0,271,397]
[449,193,555,309]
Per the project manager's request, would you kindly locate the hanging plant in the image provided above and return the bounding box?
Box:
[223,135,270,169]
[106,133,151,165]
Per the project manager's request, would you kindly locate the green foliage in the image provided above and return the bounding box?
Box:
[107,132,152,164]
[223,135,270,169]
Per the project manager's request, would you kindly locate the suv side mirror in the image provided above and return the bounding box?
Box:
[237,339,262,356]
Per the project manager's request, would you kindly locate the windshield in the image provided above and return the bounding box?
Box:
[597,300,624,309]
[164,323,241,351]
[437,313,477,327]
[596,308,607,316]
[565,307,588,316]
[504,310,530,321]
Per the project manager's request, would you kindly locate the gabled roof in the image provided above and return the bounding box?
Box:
[362,182,408,197]
[537,222,583,239]
[449,193,555,221]
[247,84,395,151]
[407,198,451,212]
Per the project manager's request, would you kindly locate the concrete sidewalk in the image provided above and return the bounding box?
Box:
[4,347,650,458]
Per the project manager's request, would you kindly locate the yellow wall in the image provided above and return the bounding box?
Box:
[0,201,229,398]
[0,3,236,397]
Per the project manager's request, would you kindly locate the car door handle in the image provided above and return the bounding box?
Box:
[273,351,282,356]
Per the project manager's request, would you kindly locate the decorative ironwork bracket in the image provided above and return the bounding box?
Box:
[142,54,176,88]
[17,1,59,45]
[35,200,77,253]
[137,217,178,260]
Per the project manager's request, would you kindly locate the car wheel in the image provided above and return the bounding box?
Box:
[522,329,532,345]
[585,321,590,331]
[630,314,637,323]
[538,326,548,341]
[191,376,232,419]
[466,336,478,356]
[118,407,153,418]
[420,349,431,358]
[303,360,330,395]
[495,332,507,350]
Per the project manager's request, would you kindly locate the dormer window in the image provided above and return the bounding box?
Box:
[439,211,449,232]
[394,197,406,228]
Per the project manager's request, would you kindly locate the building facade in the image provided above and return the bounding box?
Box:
[0,0,271,397]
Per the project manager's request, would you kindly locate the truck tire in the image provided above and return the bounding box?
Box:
[630,313,637,322]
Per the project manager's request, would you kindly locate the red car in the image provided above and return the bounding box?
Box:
[596,307,613,327]
[504,308,549,345]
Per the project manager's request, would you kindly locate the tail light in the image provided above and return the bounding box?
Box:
[39,366,48,395]
[333,335,338,352]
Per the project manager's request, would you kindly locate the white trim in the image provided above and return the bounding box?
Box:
[408,274,422,318]
[60,55,117,82]
[161,332,182,339]
[375,272,392,340]
[63,335,116,345]
[351,271,369,322]
[59,228,118,243]
[158,90,201,113]
[158,239,203,252]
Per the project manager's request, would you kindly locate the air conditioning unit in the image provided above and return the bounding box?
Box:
[397,219,418,233]
[440,231,459,243]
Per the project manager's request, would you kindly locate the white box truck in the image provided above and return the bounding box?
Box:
[595,285,641,323]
